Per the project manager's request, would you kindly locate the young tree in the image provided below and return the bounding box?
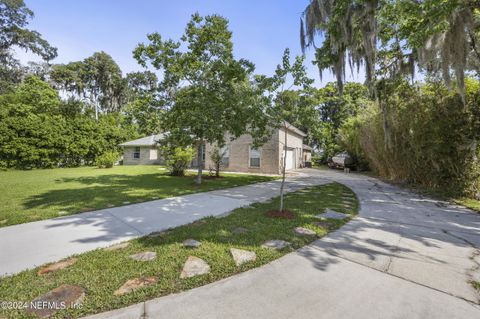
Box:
[134,13,269,184]
[209,145,228,177]
[256,49,314,212]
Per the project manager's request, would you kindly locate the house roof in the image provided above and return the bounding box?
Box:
[284,121,307,137]
[302,144,313,151]
[119,134,166,147]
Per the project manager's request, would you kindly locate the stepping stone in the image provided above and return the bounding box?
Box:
[129,251,156,261]
[114,276,157,296]
[180,256,211,278]
[26,284,85,318]
[232,227,249,234]
[148,230,171,238]
[315,209,349,220]
[261,240,291,250]
[104,242,130,251]
[192,219,207,226]
[230,248,256,266]
[38,258,77,275]
[183,239,201,248]
[314,221,335,230]
[57,210,69,216]
[294,227,316,236]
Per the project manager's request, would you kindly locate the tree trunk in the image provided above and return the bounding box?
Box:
[279,124,288,212]
[196,141,203,185]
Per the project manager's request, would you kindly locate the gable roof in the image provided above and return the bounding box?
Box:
[119,134,165,147]
[283,121,307,137]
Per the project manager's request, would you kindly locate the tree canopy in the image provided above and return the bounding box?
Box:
[134,13,270,183]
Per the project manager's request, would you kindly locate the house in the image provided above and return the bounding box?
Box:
[119,123,312,174]
[204,123,311,174]
[119,134,165,165]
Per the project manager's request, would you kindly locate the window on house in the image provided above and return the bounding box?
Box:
[133,147,140,159]
[249,147,260,168]
[220,145,230,167]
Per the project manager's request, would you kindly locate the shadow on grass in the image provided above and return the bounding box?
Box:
[21,172,261,214]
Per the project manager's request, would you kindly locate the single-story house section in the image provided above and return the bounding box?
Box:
[302,144,313,168]
[204,123,312,175]
[119,134,165,165]
[119,123,313,174]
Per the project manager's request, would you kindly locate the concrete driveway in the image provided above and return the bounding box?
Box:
[0,175,325,276]
[86,168,480,319]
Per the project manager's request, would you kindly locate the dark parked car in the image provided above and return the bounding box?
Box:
[328,151,354,169]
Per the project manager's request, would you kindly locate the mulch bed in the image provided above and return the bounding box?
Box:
[265,210,295,219]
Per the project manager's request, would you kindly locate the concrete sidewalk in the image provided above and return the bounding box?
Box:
[0,174,326,276]
[84,168,480,319]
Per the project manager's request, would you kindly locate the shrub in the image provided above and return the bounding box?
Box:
[209,146,227,177]
[339,79,480,196]
[96,151,119,168]
[164,147,195,176]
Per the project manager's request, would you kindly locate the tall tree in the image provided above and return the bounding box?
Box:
[134,13,269,184]
[50,52,125,119]
[301,0,479,150]
[0,0,57,92]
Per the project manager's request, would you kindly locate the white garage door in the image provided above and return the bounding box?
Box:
[285,149,295,170]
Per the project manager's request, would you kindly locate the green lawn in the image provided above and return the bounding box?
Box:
[0,183,358,319]
[0,166,277,227]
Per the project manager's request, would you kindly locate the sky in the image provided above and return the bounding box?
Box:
[18,0,365,87]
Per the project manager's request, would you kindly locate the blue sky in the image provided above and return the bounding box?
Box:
[19,0,365,87]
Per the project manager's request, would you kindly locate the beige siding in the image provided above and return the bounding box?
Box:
[205,127,306,175]
[278,127,304,171]
[123,146,163,165]
[303,150,312,163]
[205,131,280,174]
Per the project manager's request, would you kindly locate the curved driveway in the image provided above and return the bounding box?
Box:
[87,168,480,319]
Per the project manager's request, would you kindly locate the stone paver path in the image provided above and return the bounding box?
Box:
[230,248,256,266]
[37,258,77,275]
[114,277,157,296]
[84,168,480,319]
[183,239,201,248]
[0,176,326,276]
[129,251,156,262]
[294,227,316,236]
[261,240,291,250]
[27,284,85,318]
[180,256,211,278]
[315,209,349,220]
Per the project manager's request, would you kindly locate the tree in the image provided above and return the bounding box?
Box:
[315,82,369,161]
[124,71,163,135]
[0,0,57,92]
[134,13,269,184]
[209,145,228,177]
[50,52,125,119]
[301,0,479,150]
[256,49,314,212]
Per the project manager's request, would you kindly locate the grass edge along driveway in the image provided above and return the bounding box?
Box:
[0,183,358,319]
[0,166,278,228]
